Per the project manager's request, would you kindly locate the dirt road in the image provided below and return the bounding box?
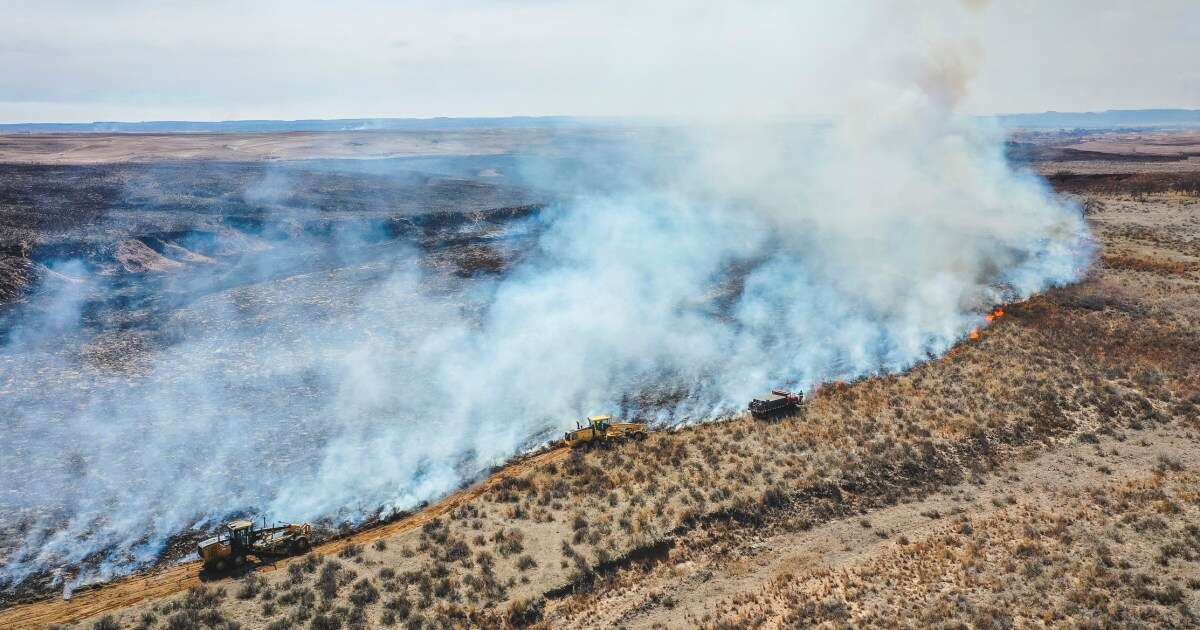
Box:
[0,447,570,629]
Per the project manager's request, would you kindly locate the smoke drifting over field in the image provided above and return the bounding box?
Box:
[0,1,1091,594]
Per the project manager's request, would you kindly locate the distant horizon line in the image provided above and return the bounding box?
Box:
[2,108,1199,131]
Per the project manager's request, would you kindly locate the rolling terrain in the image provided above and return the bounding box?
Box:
[0,127,1197,629]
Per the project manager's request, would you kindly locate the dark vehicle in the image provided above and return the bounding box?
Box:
[749,389,803,419]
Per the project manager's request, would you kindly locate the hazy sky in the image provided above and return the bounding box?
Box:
[0,0,1196,123]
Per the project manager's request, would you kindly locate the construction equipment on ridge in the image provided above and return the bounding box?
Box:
[563,415,648,448]
[197,519,312,571]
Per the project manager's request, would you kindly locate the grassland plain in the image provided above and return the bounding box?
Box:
[3,136,1199,630]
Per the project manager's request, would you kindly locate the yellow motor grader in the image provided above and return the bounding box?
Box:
[563,415,648,448]
[197,519,312,571]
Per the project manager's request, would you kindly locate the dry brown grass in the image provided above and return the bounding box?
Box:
[701,471,1200,628]
[1102,253,1196,276]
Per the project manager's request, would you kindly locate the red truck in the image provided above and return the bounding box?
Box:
[748,389,803,419]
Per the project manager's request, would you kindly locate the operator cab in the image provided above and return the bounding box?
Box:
[226,519,254,551]
[587,415,611,432]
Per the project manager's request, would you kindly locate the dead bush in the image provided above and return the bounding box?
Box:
[92,616,120,630]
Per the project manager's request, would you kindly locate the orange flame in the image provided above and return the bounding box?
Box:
[969,307,1005,342]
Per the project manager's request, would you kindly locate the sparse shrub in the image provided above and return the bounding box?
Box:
[317,562,342,600]
[310,612,342,630]
[135,612,157,630]
[1156,456,1184,472]
[1157,584,1186,606]
[428,560,450,580]
[349,578,380,608]
[182,586,224,610]
[291,602,313,624]
[373,539,388,552]
[507,597,543,626]
[433,576,459,600]
[338,544,364,560]
[236,573,262,599]
[279,585,315,608]
[443,537,471,562]
[761,486,788,509]
[384,595,412,620]
[165,610,203,630]
[346,606,367,630]
[93,616,120,630]
[516,554,537,571]
[495,529,525,557]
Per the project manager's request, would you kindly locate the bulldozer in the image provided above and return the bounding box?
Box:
[563,415,648,448]
[197,519,312,571]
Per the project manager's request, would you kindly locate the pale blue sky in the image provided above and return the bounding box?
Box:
[0,0,1196,123]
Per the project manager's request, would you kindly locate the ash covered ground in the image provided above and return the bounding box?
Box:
[0,147,562,596]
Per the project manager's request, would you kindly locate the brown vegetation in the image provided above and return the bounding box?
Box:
[701,471,1200,628]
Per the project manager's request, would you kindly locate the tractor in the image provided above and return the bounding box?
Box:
[197,519,312,571]
[563,415,648,448]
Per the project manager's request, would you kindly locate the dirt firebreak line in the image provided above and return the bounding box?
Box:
[0,447,571,630]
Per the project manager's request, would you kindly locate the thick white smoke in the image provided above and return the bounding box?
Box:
[0,0,1091,594]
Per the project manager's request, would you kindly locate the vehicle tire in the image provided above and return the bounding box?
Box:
[214,559,227,572]
[234,555,246,567]
[634,431,648,441]
[294,537,310,553]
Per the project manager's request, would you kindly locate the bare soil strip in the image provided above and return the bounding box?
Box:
[0,448,569,629]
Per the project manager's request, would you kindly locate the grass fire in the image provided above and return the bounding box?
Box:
[1,1,1198,629]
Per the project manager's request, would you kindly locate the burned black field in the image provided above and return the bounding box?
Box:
[0,156,555,599]
[0,157,546,306]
